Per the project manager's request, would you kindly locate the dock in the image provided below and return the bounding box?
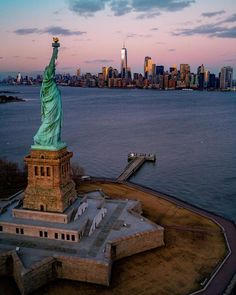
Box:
[117,153,156,182]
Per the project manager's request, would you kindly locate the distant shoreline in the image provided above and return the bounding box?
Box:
[0,90,19,94]
[0,94,25,103]
[1,84,235,92]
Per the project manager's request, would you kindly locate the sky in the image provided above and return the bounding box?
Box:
[0,0,236,78]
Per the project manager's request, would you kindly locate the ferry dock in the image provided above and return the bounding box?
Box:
[117,153,156,182]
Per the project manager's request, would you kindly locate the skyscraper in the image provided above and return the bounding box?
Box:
[220,66,233,90]
[197,64,205,89]
[16,72,22,84]
[156,65,164,75]
[152,64,156,83]
[204,69,210,89]
[102,67,109,81]
[209,73,216,89]
[121,43,128,79]
[144,56,152,79]
[180,64,190,79]
[76,68,81,77]
[197,64,205,75]
[180,64,190,87]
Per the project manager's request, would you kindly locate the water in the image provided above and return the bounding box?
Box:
[0,86,236,221]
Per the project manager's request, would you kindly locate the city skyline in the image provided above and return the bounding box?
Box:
[0,0,236,78]
[3,60,234,91]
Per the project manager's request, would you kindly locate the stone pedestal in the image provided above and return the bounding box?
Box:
[23,147,77,213]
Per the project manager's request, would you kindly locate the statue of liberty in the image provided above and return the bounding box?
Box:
[32,38,66,150]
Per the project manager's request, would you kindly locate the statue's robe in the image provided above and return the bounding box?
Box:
[34,48,63,148]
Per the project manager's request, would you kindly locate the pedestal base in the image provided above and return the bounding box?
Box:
[23,147,77,213]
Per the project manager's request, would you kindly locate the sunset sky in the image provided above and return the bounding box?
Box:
[0,0,235,77]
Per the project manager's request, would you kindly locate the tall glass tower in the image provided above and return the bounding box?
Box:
[144,56,152,79]
[220,66,233,89]
[121,43,127,78]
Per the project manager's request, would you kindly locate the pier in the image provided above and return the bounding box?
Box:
[117,153,156,182]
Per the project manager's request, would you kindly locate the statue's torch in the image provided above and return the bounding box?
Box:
[52,37,60,48]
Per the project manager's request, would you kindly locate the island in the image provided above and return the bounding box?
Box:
[0,95,25,103]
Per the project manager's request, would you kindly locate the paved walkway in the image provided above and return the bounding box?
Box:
[0,234,77,254]
[88,202,126,257]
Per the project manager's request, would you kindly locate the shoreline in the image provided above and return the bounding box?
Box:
[93,177,235,222]
[0,84,235,92]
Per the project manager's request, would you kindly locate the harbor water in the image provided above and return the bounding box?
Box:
[0,86,235,221]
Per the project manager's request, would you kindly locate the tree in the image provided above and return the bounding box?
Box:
[0,158,27,199]
[70,163,85,187]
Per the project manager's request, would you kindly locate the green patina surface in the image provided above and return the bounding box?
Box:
[33,42,65,151]
[31,142,66,151]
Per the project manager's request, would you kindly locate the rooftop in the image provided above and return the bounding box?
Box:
[0,190,161,268]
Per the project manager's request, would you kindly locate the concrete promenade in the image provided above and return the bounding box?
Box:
[91,177,236,295]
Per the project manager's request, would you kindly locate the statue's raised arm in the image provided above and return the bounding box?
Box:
[32,38,66,151]
[43,39,59,82]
